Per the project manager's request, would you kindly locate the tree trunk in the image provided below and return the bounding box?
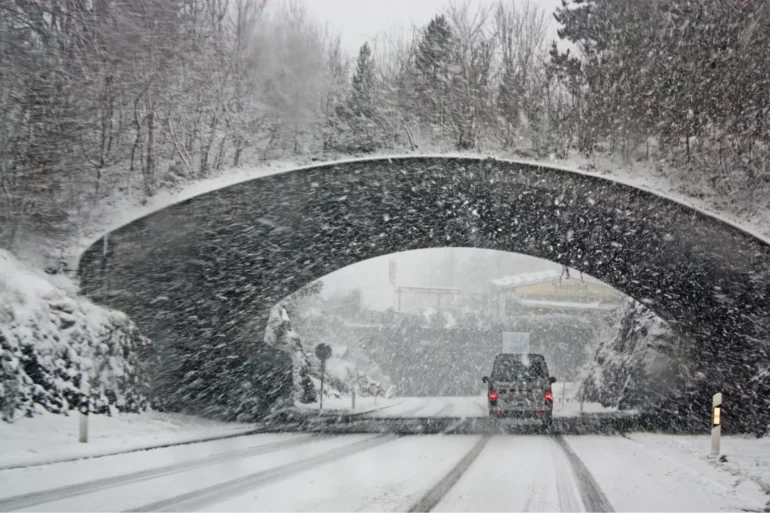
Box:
[144,109,155,197]
[199,112,220,177]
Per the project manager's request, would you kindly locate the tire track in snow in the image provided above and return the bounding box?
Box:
[554,435,614,512]
[407,436,490,512]
[369,398,431,418]
[431,399,454,418]
[126,434,398,512]
[0,435,319,512]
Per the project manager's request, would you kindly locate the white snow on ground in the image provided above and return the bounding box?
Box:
[203,435,481,512]
[443,396,488,418]
[11,435,375,512]
[366,397,433,418]
[434,436,583,512]
[564,434,768,512]
[0,432,304,499]
[627,433,770,495]
[299,393,623,419]
[552,381,628,417]
[0,410,259,469]
[1,415,769,511]
[295,395,402,415]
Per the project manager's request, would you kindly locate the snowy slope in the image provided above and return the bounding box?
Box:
[0,250,150,421]
[564,434,768,512]
[0,410,262,469]
[580,298,690,410]
[627,433,770,495]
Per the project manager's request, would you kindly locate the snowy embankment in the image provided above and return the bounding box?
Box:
[627,433,770,496]
[264,304,388,410]
[0,250,150,421]
[580,299,690,411]
[565,434,770,512]
[0,410,259,470]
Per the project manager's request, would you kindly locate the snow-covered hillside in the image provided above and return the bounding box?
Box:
[580,299,691,410]
[0,250,150,422]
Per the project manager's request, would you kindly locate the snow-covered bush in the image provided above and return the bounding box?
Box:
[264,304,317,404]
[580,299,691,410]
[0,250,151,422]
[265,303,386,404]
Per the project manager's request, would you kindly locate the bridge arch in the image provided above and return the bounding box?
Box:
[78,156,770,425]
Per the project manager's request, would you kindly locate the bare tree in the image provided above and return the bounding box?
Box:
[444,1,496,150]
[493,0,549,150]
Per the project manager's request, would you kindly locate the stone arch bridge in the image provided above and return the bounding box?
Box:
[78,157,770,429]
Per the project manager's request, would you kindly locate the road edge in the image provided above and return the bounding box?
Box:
[0,427,269,471]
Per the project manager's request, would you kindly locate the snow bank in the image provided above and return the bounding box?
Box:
[627,433,770,496]
[0,409,257,469]
[0,250,150,421]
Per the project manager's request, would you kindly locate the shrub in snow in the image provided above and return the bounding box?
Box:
[264,304,317,404]
[0,250,150,422]
[265,304,386,404]
[580,299,691,411]
[298,367,317,404]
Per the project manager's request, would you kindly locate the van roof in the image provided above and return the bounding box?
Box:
[495,353,545,359]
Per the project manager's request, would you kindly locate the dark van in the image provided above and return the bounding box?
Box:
[483,353,557,429]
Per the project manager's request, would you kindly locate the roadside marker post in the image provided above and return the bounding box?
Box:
[711,392,722,456]
[561,378,567,410]
[78,378,90,443]
[579,387,584,414]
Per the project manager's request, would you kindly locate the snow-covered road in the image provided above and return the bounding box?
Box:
[1,429,766,511]
[328,389,620,419]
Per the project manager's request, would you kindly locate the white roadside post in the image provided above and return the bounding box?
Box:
[561,377,567,410]
[579,385,585,414]
[78,378,90,443]
[711,392,722,457]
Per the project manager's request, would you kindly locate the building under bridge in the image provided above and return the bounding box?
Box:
[487,269,624,321]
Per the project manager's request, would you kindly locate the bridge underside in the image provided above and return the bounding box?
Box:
[79,157,770,430]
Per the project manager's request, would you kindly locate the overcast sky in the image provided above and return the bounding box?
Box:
[302,0,565,56]
[320,248,560,310]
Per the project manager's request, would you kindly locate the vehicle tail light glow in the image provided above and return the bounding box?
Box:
[544,389,553,401]
[488,390,498,401]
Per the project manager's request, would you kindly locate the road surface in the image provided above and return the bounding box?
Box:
[303,387,620,419]
[0,400,764,512]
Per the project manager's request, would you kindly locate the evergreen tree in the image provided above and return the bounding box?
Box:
[412,15,454,129]
[299,367,317,404]
[349,43,376,119]
[336,43,384,152]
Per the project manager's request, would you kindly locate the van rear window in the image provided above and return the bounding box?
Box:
[492,356,547,382]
